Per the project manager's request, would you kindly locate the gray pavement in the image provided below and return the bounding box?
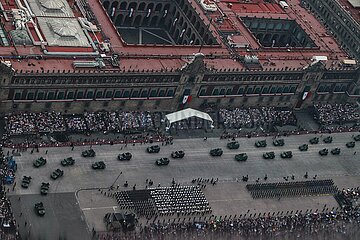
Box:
[6,131,360,237]
[8,193,89,240]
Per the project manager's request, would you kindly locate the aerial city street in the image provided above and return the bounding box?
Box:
[0,0,359,239]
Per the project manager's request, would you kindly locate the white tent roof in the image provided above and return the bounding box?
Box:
[165,108,213,125]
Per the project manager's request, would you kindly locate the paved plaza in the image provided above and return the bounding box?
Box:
[6,131,360,239]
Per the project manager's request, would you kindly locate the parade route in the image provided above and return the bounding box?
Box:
[7,131,360,239]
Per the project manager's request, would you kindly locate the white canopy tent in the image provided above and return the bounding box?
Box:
[165,108,214,130]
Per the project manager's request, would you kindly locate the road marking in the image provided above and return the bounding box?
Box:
[82,206,118,211]
[209,198,247,203]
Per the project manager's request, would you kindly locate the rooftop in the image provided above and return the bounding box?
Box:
[0,0,354,73]
[339,0,360,24]
[27,0,75,17]
[348,0,360,8]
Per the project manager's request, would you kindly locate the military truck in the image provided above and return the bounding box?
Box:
[34,202,45,216]
[92,161,106,169]
[235,153,248,162]
[273,139,285,147]
[227,141,240,149]
[118,152,132,161]
[40,182,50,195]
[255,140,267,148]
[21,176,32,188]
[309,137,319,144]
[299,144,308,151]
[171,151,185,159]
[280,151,293,159]
[155,158,170,166]
[210,148,223,156]
[319,148,329,156]
[50,169,64,180]
[346,141,355,148]
[61,157,75,166]
[147,145,160,153]
[263,152,275,159]
[331,148,341,155]
[82,149,96,157]
[33,157,47,168]
[323,136,333,143]
[354,135,360,141]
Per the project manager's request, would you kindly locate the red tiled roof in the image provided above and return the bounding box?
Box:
[338,0,360,24]
[230,3,285,14]
[0,0,351,73]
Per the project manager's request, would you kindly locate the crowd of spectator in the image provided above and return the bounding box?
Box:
[5,108,299,136]
[219,107,297,129]
[0,150,18,239]
[313,103,360,125]
[65,115,87,132]
[4,112,66,135]
[5,111,158,136]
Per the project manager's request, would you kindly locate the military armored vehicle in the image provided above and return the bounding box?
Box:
[280,151,293,159]
[61,157,75,166]
[118,152,132,161]
[319,148,329,156]
[299,144,308,151]
[354,135,360,141]
[40,182,50,195]
[323,136,333,143]
[210,148,223,156]
[346,141,355,148]
[34,202,45,216]
[331,148,341,155]
[273,139,285,147]
[147,145,160,153]
[155,158,170,166]
[92,161,106,169]
[171,151,185,159]
[21,176,32,188]
[255,140,267,148]
[309,137,319,144]
[82,149,96,157]
[263,152,275,159]
[227,141,240,149]
[235,153,248,162]
[33,157,47,168]
[50,169,64,180]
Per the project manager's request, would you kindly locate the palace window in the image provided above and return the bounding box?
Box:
[114,90,122,98]
[57,92,65,100]
[37,92,45,100]
[47,92,55,100]
[123,90,130,98]
[167,89,174,97]
[67,91,74,99]
[105,90,113,98]
[150,89,157,97]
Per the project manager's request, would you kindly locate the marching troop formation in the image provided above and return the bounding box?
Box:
[151,186,211,216]
[246,180,339,199]
[115,186,211,221]
[115,190,157,219]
